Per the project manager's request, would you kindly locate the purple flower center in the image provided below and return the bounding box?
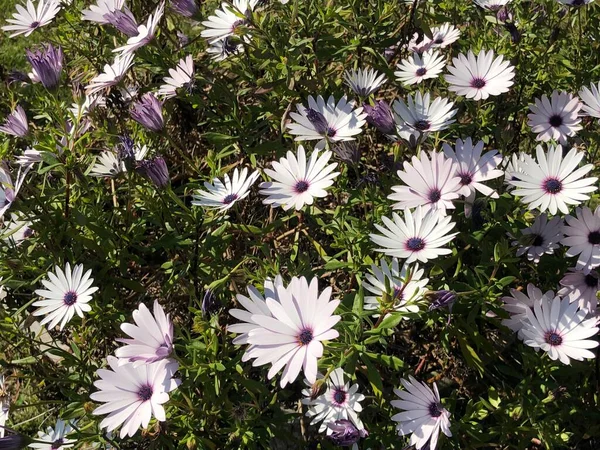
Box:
[544,331,563,346]
[532,234,544,247]
[406,237,426,251]
[231,19,245,34]
[393,285,404,301]
[434,37,444,44]
[297,328,313,346]
[543,178,562,194]
[428,402,443,418]
[222,193,238,204]
[51,439,64,450]
[138,384,153,401]
[63,291,78,306]
[23,227,34,238]
[333,388,347,405]
[414,120,430,131]
[588,231,600,245]
[459,173,472,186]
[294,180,310,193]
[326,127,337,138]
[416,67,427,76]
[584,273,598,288]
[548,115,563,128]
[470,77,486,89]
[572,0,585,5]
[30,21,40,29]
[428,188,442,203]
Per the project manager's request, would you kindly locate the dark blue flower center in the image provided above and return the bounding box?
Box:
[532,234,544,247]
[549,115,563,127]
[414,120,430,131]
[406,237,426,251]
[138,384,153,401]
[470,77,486,89]
[588,231,600,245]
[63,291,78,306]
[30,21,40,29]
[584,273,598,288]
[23,227,34,238]
[295,180,309,193]
[429,402,443,418]
[428,189,442,203]
[333,388,347,405]
[393,285,404,301]
[51,439,64,450]
[297,328,313,346]
[416,67,427,76]
[545,331,563,346]
[222,193,238,204]
[543,178,562,194]
[459,173,472,186]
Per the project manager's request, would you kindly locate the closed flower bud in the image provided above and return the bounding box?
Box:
[327,419,368,446]
[131,93,164,132]
[363,100,395,134]
[26,44,63,89]
[201,290,220,318]
[427,290,457,311]
[136,156,169,188]
[104,7,139,37]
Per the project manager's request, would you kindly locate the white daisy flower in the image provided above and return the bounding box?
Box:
[445,49,515,101]
[91,356,181,438]
[207,36,243,61]
[112,1,164,55]
[405,32,432,53]
[503,151,527,191]
[343,68,387,97]
[2,213,34,246]
[0,105,28,137]
[0,162,32,219]
[391,375,452,450]
[89,151,123,178]
[394,50,446,85]
[2,0,61,38]
[559,268,599,314]
[301,368,365,433]
[81,0,124,23]
[429,23,461,48]
[388,151,462,215]
[157,55,195,99]
[501,283,545,338]
[362,259,428,314]
[240,276,341,388]
[562,206,600,274]
[191,167,260,212]
[0,277,7,301]
[521,294,599,365]
[507,144,597,215]
[201,0,258,43]
[578,81,600,118]
[557,0,594,5]
[287,95,367,150]
[370,206,458,264]
[32,262,99,331]
[513,214,563,263]
[259,145,339,211]
[29,419,76,449]
[228,275,284,361]
[114,300,173,366]
[85,53,135,96]
[527,91,582,144]
[474,0,511,10]
[392,92,457,138]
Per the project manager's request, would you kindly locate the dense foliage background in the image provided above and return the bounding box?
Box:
[1,0,600,448]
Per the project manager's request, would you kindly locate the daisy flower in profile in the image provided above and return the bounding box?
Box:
[557,0,594,5]
[259,145,339,211]
[392,92,457,137]
[443,137,503,201]
[2,0,61,38]
[91,356,180,438]
[191,167,260,212]
[29,419,76,449]
[559,268,599,313]
[201,0,258,43]
[513,214,563,263]
[579,81,600,118]
[474,0,511,10]
[114,300,173,366]
[362,259,428,315]
[287,95,367,150]
[562,206,600,274]
[503,151,526,190]
[507,144,597,215]
[2,213,34,246]
[370,206,458,263]
[0,105,28,137]
[242,276,341,388]
[81,0,124,23]
[207,36,242,61]
[527,91,582,144]
[0,162,32,219]
[391,376,452,450]
[404,32,432,53]
[343,68,387,97]
[89,152,122,178]
[85,53,134,96]
[501,283,545,337]
[389,151,461,215]
[521,294,599,365]
[395,51,445,85]
[429,23,461,48]
[445,49,515,101]
[157,55,194,99]
[112,1,164,55]
[301,368,365,433]
[32,263,98,331]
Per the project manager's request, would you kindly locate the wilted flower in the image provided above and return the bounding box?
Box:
[363,100,395,135]
[332,142,360,165]
[26,44,64,89]
[327,419,368,447]
[0,106,28,137]
[171,0,199,19]
[137,156,169,187]
[130,93,164,132]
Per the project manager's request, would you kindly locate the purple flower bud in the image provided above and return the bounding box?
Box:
[0,106,28,137]
[496,7,512,23]
[104,7,139,36]
[7,71,29,84]
[201,290,220,318]
[131,93,164,132]
[0,433,29,449]
[171,0,199,18]
[136,156,169,188]
[177,30,190,47]
[26,44,63,89]
[305,108,330,135]
[363,101,395,135]
[504,22,521,44]
[428,290,457,311]
[327,420,368,447]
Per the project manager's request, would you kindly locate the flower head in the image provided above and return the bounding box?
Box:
[130,93,164,132]
[104,7,138,36]
[501,283,545,338]
[81,0,124,23]
[0,163,31,219]
[136,156,169,187]
[207,36,242,61]
[112,1,164,55]
[91,357,180,438]
[392,92,457,138]
[201,0,257,43]
[391,376,452,450]
[370,206,458,264]
[86,53,134,96]
[32,263,98,331]
[474,0,511,10]
[507,144,597,215]
[26,44,63,89]
[513,214,563,263]
[559,268,599,314]
[0,106,28,138]
[157,55,195,99]
[29,419,76,449]
[579,81,600,118]
[2,0,61,37]
[445,49,515,101]
[429,23,461,48]
[259,146,339,211]
[363,100,395,135]
[343,68,387,97]
[327,420,368,447]
[2,213,34,246]
[192,167,260,212]
[395,51,446,85]
[171,0,199,18]
[557,0,594,5]
[562,206,600,274]
[527,91,582,144]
